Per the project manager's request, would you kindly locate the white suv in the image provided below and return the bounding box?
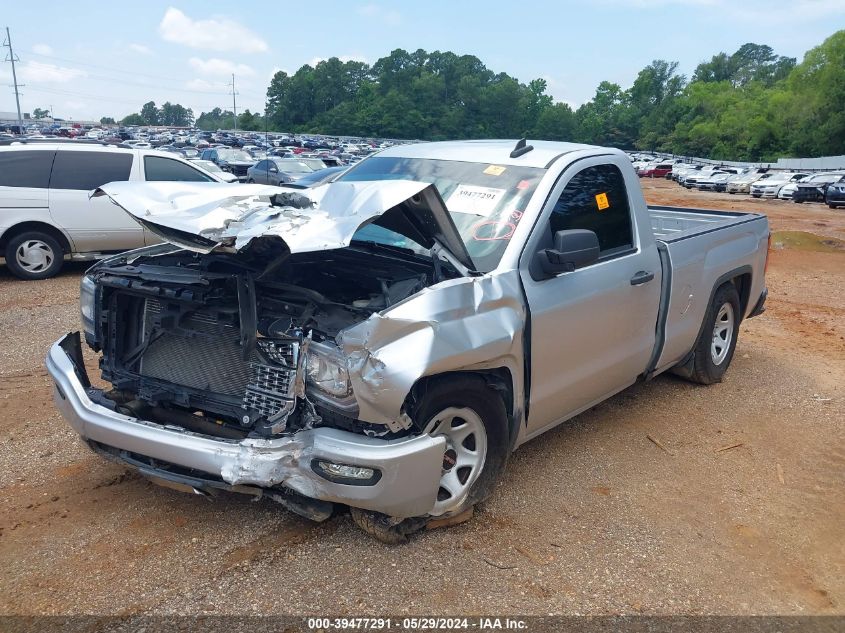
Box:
[0,141,226,280]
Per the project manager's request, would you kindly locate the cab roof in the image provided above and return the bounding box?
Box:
[377,139,605,170]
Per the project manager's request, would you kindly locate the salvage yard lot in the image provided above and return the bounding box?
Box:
[1,179,843,615]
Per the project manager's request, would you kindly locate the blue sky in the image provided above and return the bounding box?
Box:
[2,1,844,122]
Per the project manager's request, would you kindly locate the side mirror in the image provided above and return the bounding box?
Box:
[538,229,600,276]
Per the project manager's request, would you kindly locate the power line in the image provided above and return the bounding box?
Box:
[3,26,24,131]
[26,50,265,99]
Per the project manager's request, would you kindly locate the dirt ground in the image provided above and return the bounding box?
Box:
[0,179,842,616]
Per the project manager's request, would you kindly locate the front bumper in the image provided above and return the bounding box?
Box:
[46,334,446,518]
[793,189,823,202]
[751,188,779,198]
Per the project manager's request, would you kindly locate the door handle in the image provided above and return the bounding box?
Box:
[630,270,655,286]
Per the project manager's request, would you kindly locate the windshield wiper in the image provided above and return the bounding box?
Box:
[349,239,422,258]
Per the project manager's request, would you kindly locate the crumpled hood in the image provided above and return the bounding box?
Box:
[93,180,474,270]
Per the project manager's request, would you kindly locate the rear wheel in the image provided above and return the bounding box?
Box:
[830,203,838,209]
[4,231,64,280]
[349,376,509,543]
[246,178,255,183]
[686,283,741,385]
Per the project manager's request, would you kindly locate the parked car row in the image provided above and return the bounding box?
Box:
[631,155,844,208]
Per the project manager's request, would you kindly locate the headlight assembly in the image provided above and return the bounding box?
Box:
[305,341,356,409]
[80,274,97,343]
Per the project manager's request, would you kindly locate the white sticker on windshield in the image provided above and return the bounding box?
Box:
[446,185,506,217]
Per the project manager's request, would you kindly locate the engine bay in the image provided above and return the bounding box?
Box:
[89,244,454,440]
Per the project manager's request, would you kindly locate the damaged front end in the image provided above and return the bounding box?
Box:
[48,180,526,521]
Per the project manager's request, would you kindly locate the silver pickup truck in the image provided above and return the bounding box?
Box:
[46,140,769,542]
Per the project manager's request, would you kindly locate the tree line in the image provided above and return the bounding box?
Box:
[120,100,195,127]
[113,30,844,161]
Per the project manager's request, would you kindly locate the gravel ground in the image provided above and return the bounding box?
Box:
[1,182,843,616]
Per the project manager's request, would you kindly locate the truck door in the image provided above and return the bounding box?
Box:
[519,157,662,437]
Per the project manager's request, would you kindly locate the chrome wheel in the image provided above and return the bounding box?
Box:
[15,239,55,273]
[423,407,488,516]
[711,302,734,365]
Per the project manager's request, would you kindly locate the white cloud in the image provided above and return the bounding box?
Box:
[129,43,152,55]
[19,61,87,83]
[188,57,256,77]
[32,43,53,56]
[158,7,268,53]
[357,3,402,26]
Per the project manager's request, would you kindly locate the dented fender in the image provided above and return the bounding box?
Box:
[338,270,526,430]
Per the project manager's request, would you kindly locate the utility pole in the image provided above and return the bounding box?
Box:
[3,27,24,133]
[228,73,238,131]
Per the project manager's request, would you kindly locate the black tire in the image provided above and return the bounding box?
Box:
[246,178,255,183]
[830,203,838,209]
[4,231,64,280]
[348,509,427,545]
[686,283,741,385]
[349,376,509,544]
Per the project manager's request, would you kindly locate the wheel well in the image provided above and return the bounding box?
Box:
[403,368,518,445]
[730,272,752,317]
[0,222,72,255]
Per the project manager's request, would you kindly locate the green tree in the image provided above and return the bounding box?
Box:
[237,109,264,131]
[533,103,575,141]
[694,43,796,88]
[196,107,236,130]
[121,113,145,126]
[32,107,50,119]
[252,34,845,158]
[100,117,116,125]
[140,101,160,125]
[782,31,845,156]
[159,102,193,127]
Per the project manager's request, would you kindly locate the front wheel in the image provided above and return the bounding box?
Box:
[686,283,741,385]
[830,203,838,209]
[4,231,64,280]
[349,376,509,543]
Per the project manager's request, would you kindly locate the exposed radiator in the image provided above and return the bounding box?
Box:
[139,299,299,421]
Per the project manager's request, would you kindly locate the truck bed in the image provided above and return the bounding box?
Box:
[648,205,763,242]
[647,204,769,377]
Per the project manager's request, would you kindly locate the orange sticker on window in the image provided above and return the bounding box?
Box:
[595,192,610,210]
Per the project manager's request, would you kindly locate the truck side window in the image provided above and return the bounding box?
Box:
[549,163,633,256]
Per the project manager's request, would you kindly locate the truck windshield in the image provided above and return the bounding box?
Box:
[339,156,546,272]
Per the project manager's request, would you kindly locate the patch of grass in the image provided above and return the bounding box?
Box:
[771,231,844,253]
